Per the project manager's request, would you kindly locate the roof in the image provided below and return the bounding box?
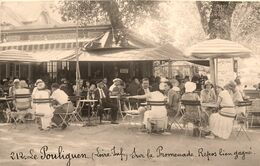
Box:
[83,30,156,50]
[67,43,202,62]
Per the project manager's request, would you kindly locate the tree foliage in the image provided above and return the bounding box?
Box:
[231,2,260,54]
[57,0,159,46]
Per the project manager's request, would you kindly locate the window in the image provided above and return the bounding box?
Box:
[61,43,66,48]
[23,45,27,51]
[47,62,57,80]
[33,45,38,50]
[50,44,55,49]
[28,45,33,51]
[45,44,49,50]
[39,44,44,50]
[56,43,60,49]
[67,43,72,49]
[62,61,69,70]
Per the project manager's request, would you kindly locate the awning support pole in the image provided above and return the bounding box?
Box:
[210,58,216,86]
[75,0,81,96]
[168,60,172,79]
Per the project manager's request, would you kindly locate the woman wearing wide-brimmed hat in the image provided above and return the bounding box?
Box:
[206,81,237,139]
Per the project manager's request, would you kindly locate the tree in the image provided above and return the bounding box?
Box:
[196,1,238,40]
[57,0,159,47]
[231,2,260,54]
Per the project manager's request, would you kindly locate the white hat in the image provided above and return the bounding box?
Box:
[35,79,43,86]
[160,77,168,83]
[185,82,196,93]
[13,79,20,83]
[113,78,122,83]
[172,86,180,92]
[37,81,46,90]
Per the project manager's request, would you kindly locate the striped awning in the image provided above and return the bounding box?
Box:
[0,49,36,62]
[0,49,80,62]
[187,39,252,59]
[32,50,81,62]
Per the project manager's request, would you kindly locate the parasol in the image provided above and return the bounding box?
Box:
[187,39,252,86]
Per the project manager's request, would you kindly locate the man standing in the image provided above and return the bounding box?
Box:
[51,83,74,129]
[95,80,118,124]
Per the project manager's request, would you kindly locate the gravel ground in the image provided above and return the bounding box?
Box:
[0,121,259,166]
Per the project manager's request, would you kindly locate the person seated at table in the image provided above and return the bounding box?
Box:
[73,79,89,96]
[12,80,32,123]
[126,77,141,96]
[128,78,152,127]
[51,83,74,129]
[200,80,217,119]
[233,80,246,115]
[109,78,123,95]
[33,80,54,131]
[9,79,20,97]
[164,82,181,118]
[143,91,168,131]
[60,79,74,96]
[206,81,237,139]
[201,80,216,103]
[181,81,207,137]
[126,77,141,109]
[94,80,118,124]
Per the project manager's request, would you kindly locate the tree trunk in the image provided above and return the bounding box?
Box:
[197,1,237,40]
[208,2,237,40]
[101,0,128,47]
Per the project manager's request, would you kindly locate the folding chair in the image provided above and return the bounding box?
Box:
[11,89,32,127]
[235,101,252,141]
[122,98,141,124]
[146,100,168,133]
[247,99,260,128]
[168,103,185,130]
[180,100,205,137]
[53,101,75,129]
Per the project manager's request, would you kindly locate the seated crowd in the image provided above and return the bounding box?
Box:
[0,75,248,140]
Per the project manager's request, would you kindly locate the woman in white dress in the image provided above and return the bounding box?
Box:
[33,80,54,130]
[143,91,168,131]
[206,81,237,139]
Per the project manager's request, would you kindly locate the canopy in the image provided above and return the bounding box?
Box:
[0,49,36,62]
[0,49,79,62]
[32,50,80,62]
[67,43,202,62]
[187,39,252,59]
[187,39,252,85]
